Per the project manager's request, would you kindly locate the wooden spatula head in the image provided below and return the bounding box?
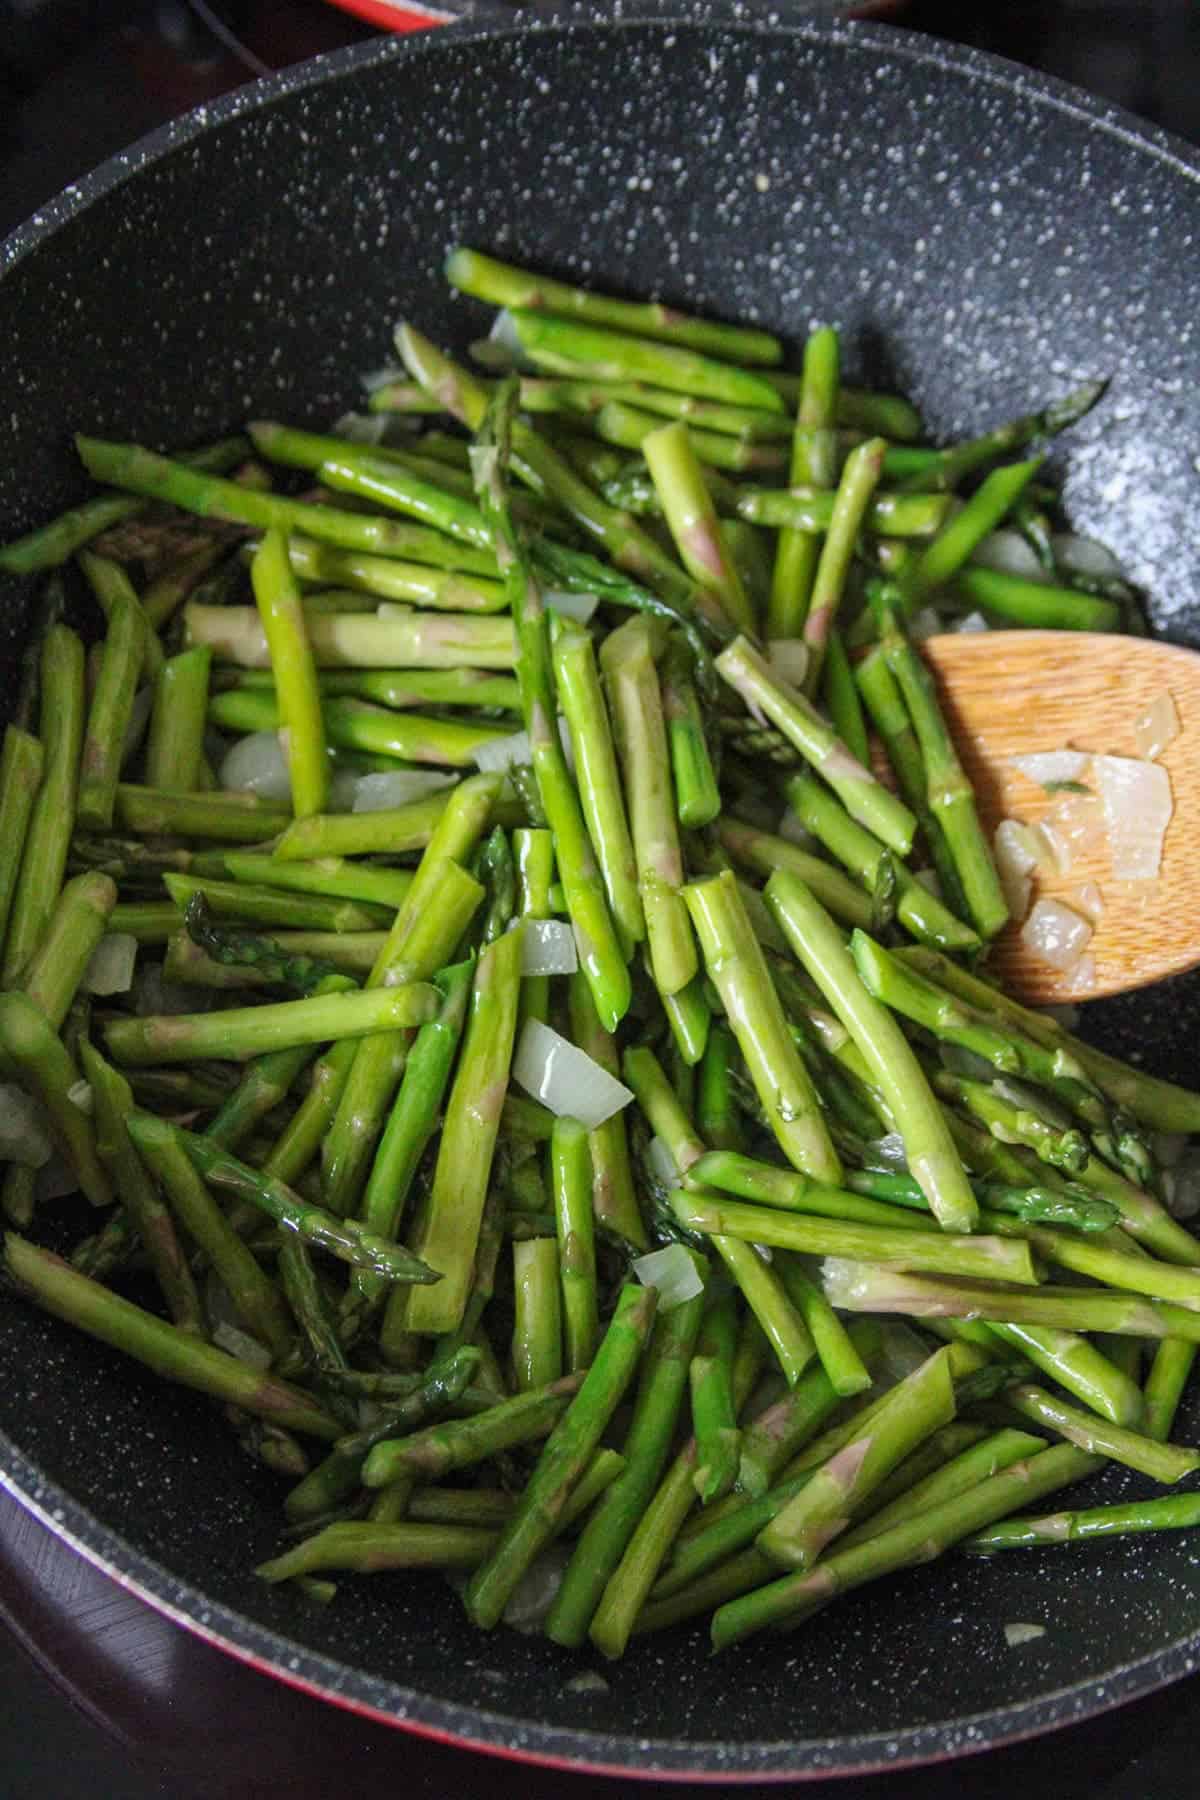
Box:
[918,631,1200,1003]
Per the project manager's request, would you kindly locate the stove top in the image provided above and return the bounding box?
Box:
[3,4,1200,1795]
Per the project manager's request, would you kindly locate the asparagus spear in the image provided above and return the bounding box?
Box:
[102,983,439,1066]
[3,626,86,985]
[963,1491,1200,1554]
[764,869,978,1232]
[0,729,45,971]
[3,1233,339,1441]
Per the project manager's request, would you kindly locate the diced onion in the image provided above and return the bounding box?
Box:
[1153,1131,1188,1170]
[488,307,527,364]
[1020,898,1093,972]
[544,589,600,624]
[1009,750,1090,786]
[352,769,455,813]
[558,713,577,777]
[766,639,809,688]
[219,730,292,803]
[864,1132,909,1171]
[0,1085,54,1169]
[1036,1003,1080,1029]
[909,606,942,642]
[993,820,1038,920]
[377,601,413,620]
[512,1018,634,1130]
[646,1135,683,1191]
[971,529,1043,580]
[952,611,991,633]
[360,363,403,395]
[1134,692,1180,761]
[68,1079,93,1115]
[1031,819,1072,877]
[913,868,944,898]
[994,819,1040,877]
[1051,533,1122,579]
[1068,881,1103,922]
[468,444,499,491]
[213,1321,273,1369]
[473,728,531,775]
[1094,754,1172,879]
[520,919,578,977]
[503,1545,571,1632]
[632,1243,705,1309]
[1003,1622,1047,1648]
[876,1321,937,1384]
[1045,790,1106,858]
[1063,952,1097,996]
[333,411,387,445]
[563,1671,611,1696]
[81,932,138,996]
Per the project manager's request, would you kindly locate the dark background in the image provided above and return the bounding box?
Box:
[2,2,1200,1796]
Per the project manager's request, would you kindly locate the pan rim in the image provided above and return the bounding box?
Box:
[3,3,1200,1776]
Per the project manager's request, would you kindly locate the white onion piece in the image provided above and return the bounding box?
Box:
[377,601,413,620]
[912,868,945,900]
[994,819,1040,878]
[121,684,155,768]
[512,1018,634,1129]
[1035,1003,1080,1029]
[993,820,1037,919]
[953,611,991,634]
[360,363,403,395]
[563,1671,611,1696]
[333,411,387,445]
[1051,532,1122,579]
[1068,881,1103,922]
[68,1079,93,1115]
[0,1085,54,1169]
[1046,790,1107,858]
[632,1243,704,1310]
[1004,1622,1047,1648]
[544,589,600,624]
[81,932,138,996]
[520,919,578,977]
[220,730,292,803]
[213,1321,273,1369]
[646,1135,683,1191]
[1020,898,1093,972]
[909,606,942,642]
[778,811,818,849]
[1134,692,1180,761]
[503,1545,572,1633]
[866,1132,909,1171]
[1063,953,1097,995]
[1032,819,1072,877]
[971,529,1043,580]
[352,769,455,813]
[35,1153,79,1204]
[473,728,531,775]
[1010,749,1090,787]
[1094,754,1172,879]
[488,307,529,365]
[324,771,361,815]
[767,639,809,688]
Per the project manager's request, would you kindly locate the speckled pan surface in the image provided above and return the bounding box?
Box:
[3,3,1200,1778]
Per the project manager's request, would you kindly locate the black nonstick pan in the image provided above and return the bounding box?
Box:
[3,3,1200,1780]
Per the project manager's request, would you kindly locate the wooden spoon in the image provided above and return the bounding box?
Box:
[915,631,1200,1004]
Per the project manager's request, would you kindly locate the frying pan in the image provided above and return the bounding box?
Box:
[3,3,1200,1780]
